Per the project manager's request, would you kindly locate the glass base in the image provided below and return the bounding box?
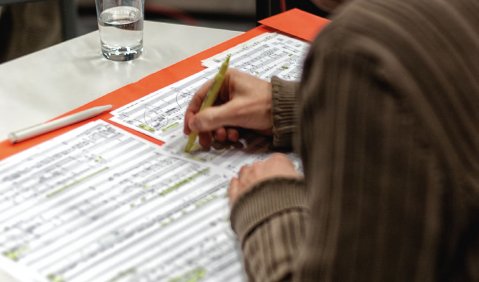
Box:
[101,45,143,61]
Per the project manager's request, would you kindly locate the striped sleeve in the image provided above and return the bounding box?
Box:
[230,178,309,282]
[271,77,300,150]
[295,19,443,282]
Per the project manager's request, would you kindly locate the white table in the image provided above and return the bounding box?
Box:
[0,21,241,282]
[0,21,241,140]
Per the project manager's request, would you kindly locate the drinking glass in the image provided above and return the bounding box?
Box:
[95,0,144,61]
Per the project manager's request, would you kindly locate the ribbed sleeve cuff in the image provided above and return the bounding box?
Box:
[230,178,308,243]
[271,76,300,149]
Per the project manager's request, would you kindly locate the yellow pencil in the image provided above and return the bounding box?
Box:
[184,54,231,153]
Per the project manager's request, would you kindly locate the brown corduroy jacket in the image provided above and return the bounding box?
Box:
[231,0,479,281]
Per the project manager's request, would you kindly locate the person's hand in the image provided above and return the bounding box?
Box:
[184,69,273,149]
[228,153,302,206]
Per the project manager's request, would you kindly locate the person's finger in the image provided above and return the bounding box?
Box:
[227,128,239,143]
[184,80,215,134]
[238,164,252,183]
[228,177,240,205]
[228,177,239,197]
[184,110,194,135]
[188,100,243,132]
[214,127,227,142]
[198,131,213,149]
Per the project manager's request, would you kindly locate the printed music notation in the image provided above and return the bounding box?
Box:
[0,121,244,282]
[202,32,309,81]
[0,32,308,282]
[110,32,309,144]
[110,67,218,143]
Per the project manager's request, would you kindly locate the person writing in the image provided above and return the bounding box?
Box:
[184,0,479,280]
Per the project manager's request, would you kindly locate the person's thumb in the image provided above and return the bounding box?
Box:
[188,103,240,132]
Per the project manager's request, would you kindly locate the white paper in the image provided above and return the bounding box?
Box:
[202,32,310,81]
[110,67,217,143]
[0,32,308,282]
[110,33,309,144]
[0,121,245,282]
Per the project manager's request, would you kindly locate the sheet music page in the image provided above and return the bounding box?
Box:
[110,67,217,143]
[202,32,310,81]
[0,121,246,282]
[110,32,310,144]
[0,32,307,282]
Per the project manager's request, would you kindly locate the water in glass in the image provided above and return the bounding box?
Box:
[98,6,143,61]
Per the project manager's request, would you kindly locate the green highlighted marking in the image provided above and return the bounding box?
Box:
[195,194,217,209]
[107,268,136,282]
[47,274,64,282]
[160,218,173,227]
[139,123,156,132]
[46,167,109,198]
[169,267,206,282]
[94,155,105,163]
[160,168,209,197]
[162,122,179,132]
[3,245,28,261]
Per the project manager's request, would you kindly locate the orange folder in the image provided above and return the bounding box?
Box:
[259,8,330,41]
[0,9,330,160]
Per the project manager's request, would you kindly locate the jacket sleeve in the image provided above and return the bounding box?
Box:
[271,76,300,150]
[234,6,449,281]
[230,178,309,282]
[293,12,445,280]
[311,0,350,13]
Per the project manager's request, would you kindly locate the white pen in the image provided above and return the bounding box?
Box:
[8,104,113,144]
